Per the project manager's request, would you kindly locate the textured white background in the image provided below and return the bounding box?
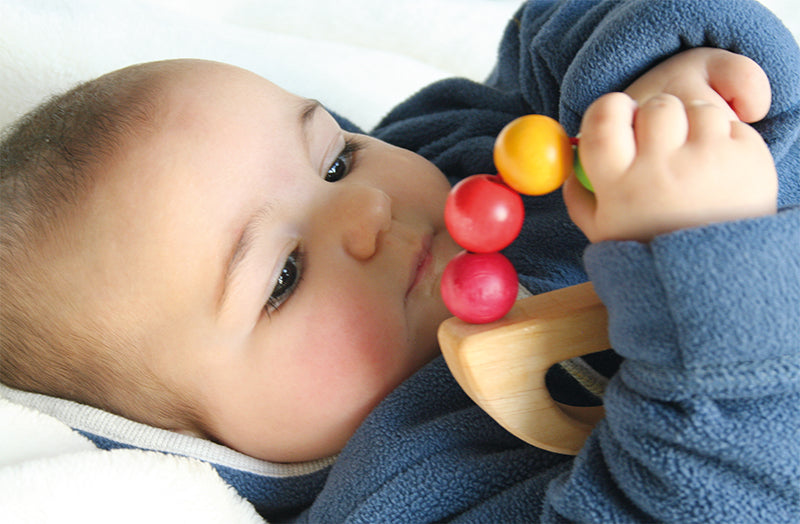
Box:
[1,0,797,131]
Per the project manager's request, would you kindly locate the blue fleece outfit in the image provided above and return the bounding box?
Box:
[2,0,798,522]
[298,2,800,522]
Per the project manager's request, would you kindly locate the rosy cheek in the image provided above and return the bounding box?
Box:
[302,302,407,400]
[318,312,401,371]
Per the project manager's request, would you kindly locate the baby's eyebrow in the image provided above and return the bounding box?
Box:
[300,99,322,133]
[217,100,319,314]
[218,205,273,313]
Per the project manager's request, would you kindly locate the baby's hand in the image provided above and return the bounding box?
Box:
[624,48,771,125]
[564,92,777,243]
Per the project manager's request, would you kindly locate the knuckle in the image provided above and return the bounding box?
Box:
[642,93,682,109]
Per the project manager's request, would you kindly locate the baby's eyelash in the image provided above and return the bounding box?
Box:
[342,136,366,158]
[325,136,366,182]
[265,249,305,316]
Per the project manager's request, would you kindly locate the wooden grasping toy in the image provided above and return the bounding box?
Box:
[438,115,608,455]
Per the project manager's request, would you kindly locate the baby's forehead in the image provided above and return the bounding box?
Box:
[153,59,281,95]
[143,61,308,149]
[113,60,246,119]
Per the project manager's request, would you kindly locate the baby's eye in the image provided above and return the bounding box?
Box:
[325,153,349,182]
[324,137,364,182]
[265,249,304,313]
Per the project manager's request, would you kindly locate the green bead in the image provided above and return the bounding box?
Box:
[573,146,594,193]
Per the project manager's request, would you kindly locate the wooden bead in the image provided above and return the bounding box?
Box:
[494,115,573,196]
[444,174,524,253]
[441,251,518,324]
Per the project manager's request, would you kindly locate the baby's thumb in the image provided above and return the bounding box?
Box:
[709,53,771,123]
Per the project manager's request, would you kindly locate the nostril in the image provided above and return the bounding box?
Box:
[341,185,392,260]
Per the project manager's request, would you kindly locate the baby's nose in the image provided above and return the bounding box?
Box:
[338,184,392,260]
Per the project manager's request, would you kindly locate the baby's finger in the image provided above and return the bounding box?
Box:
[634,94,688,154]
[685,100,731,142]
[562,174,598,241]
[578,93,637,182]
[729,118,765,143]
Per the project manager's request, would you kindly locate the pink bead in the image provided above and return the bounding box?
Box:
[441,251,518,324]
[445,174,524,253]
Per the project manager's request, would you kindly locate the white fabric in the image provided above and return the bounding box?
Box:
[0,0,520,132]
[1,0,797,522]
[0,397,265,523]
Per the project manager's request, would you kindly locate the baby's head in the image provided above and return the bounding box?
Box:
[1,59,461,462]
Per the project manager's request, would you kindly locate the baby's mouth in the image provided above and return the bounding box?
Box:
[406,234,433,298]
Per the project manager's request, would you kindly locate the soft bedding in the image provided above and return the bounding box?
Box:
[1,1,798,522]
[0,0,522,132]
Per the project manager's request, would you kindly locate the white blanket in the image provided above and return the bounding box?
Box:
[1,1,798,522]
[0,0,520,132]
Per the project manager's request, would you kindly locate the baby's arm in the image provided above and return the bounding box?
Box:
[564,49,777,242]
[549,51,800,522]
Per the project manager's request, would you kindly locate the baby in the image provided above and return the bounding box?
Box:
[1,1,798,520]
[0,49,774,458]
[0,59,465,462]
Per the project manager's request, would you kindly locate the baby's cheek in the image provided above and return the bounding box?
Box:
[304,301,410,402]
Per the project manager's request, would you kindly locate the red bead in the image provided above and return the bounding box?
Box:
[441,251,518,324]
[445,174,524,253]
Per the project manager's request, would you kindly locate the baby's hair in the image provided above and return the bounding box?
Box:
[1,62,204,432]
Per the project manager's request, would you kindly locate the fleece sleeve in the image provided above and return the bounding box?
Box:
[542,208,800,523]
[507,2,800,520]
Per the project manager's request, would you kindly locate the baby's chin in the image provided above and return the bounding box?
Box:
[422,297,455,359]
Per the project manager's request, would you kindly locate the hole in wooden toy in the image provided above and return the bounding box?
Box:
[545,348,622,408]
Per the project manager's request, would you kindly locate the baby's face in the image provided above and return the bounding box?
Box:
[84,60,461,461]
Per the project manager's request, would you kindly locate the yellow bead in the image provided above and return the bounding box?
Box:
[494,115,573,196]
